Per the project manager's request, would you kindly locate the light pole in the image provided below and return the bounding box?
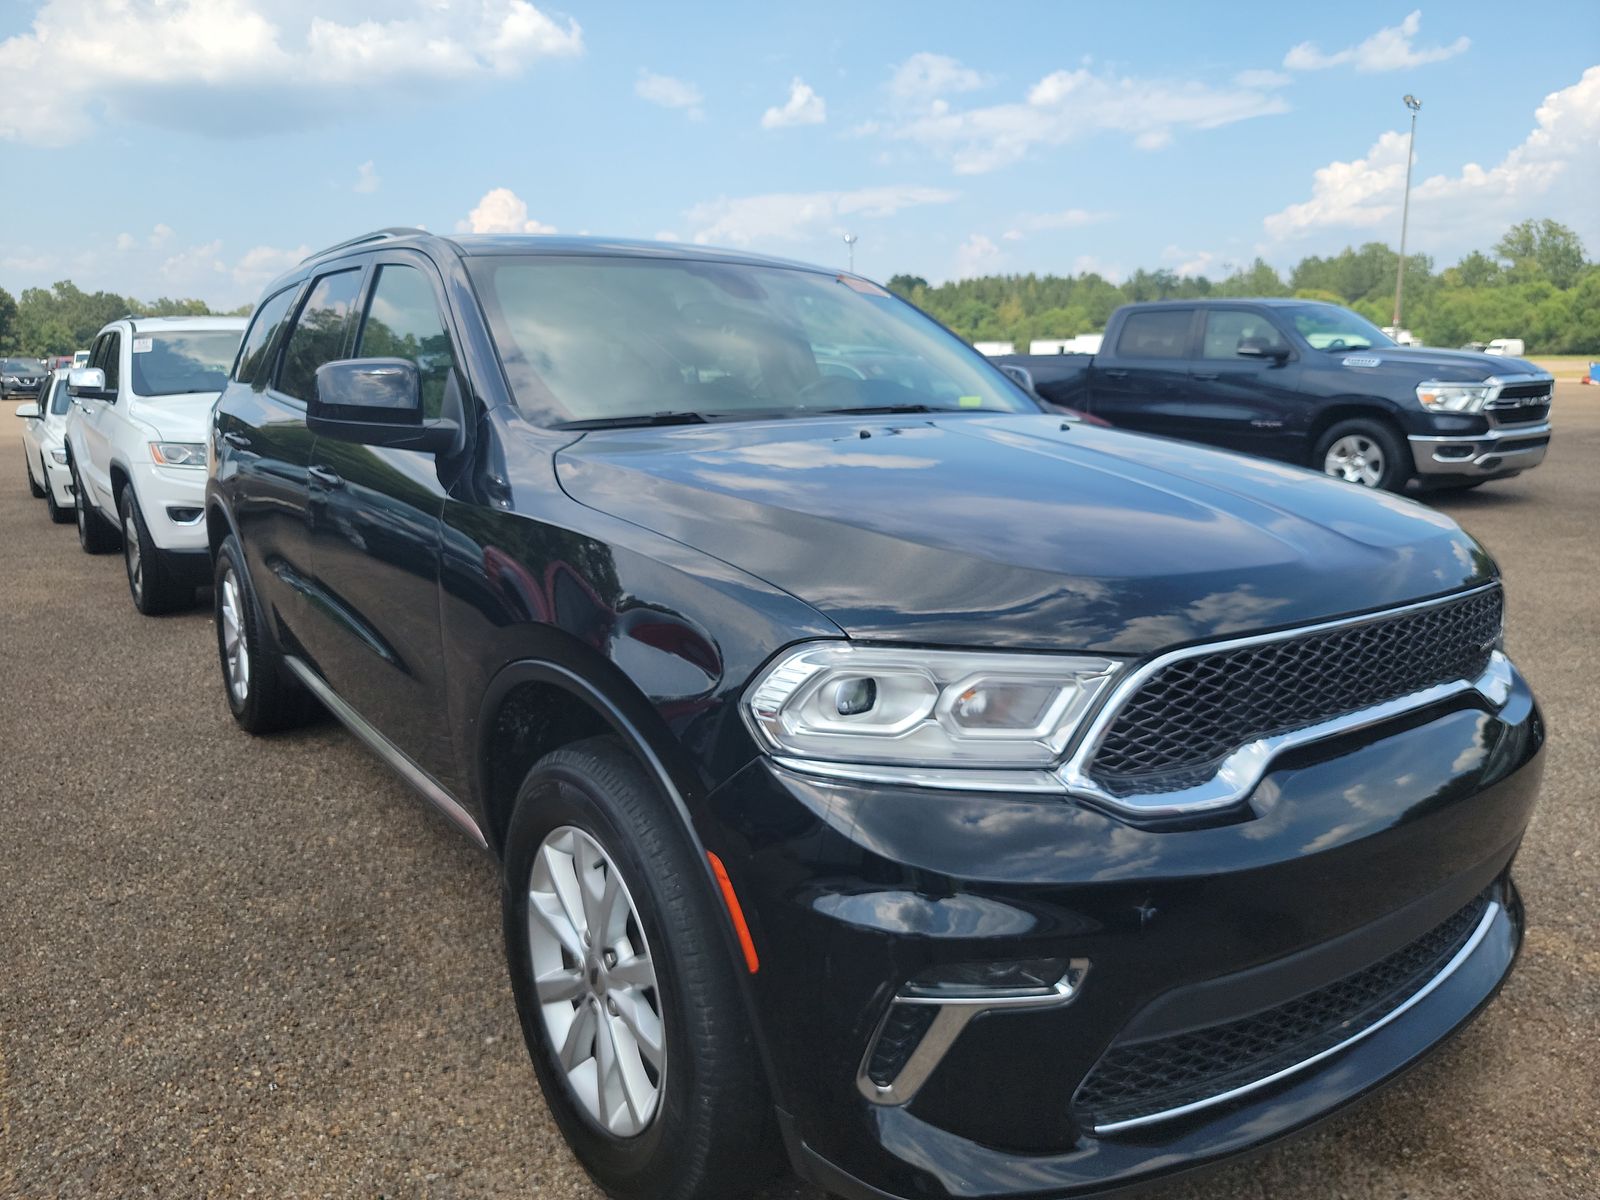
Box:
[1391,94,1422,334]
[842,232,858,273]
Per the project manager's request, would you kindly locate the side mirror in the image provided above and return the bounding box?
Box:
[1236,337,1289,361]
[68,366,111,399]
[998,363,1037,394]
[309,358,459,454]
[13,402,40,419]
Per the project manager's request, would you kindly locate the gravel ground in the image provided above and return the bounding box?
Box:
[1,393,1595,1199]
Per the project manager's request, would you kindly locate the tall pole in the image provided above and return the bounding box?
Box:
[843,232,858,273]
[1392,94,1422,333]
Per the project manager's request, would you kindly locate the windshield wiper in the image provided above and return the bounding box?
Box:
[552,411,712,430]
[817,403,964,416]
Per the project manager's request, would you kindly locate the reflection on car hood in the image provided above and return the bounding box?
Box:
[129,392,223,443]
[554,414,1494,655]
[1353,346,1545,380]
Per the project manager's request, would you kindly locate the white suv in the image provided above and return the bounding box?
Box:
[66,315,247,613]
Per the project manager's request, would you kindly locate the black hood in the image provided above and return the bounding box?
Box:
[554,414,1494,656]
[1338,345,1544,382]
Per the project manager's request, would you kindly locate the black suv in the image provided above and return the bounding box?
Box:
[206,230,1543,1200]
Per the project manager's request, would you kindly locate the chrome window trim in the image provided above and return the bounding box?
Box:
[770,586,1510,819]
[1091,899,1501,1135]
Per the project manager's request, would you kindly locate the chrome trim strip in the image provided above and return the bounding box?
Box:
[858,960,1090,1106]
[283,655,488,849]
[1091,900,1501,1135]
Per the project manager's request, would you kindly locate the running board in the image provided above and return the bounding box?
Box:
[284,656,488,850]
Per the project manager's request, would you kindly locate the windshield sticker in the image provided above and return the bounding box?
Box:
[958,395,984,408]
[132,337,154,353]
[1342,355,1381,368]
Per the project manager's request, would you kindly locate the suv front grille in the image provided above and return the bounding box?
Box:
[1087,588,1502,796]
[1074,892,1492,1131]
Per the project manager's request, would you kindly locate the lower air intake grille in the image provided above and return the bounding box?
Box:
[1074,892,1492,1131]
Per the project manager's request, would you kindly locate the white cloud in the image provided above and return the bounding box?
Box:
[687,184,957,247]
[1284,10,1468,73]
[884,65,1288,173]
[232,243,313,291]
[1016,208,1107,232]
[1073,254,1124,282]
[761,77,826,129]
[1264,67,1600,251]
[1234,68,1291,88]
[158,239,226,285]
[353,160,380,193]
[887,53,989,105]
[953,233,1002,279]
[0,0,583,143]
[1162,245,1219,277]
[458,187,557,234]
[115,232,136,252]
[636,70,704,119]
[149,223,174,247]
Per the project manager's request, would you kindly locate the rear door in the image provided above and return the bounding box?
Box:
[1087,308,1197,437]
[76,330,121,511]
[302,250,463,788]
[1179,309,1306,461]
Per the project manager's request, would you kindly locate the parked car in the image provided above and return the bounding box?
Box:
[1,357,46,400]
[72,350,90,369]
[997,300,1554,491]
[15,367,76,522]
[208,231,1542,1200]
[1485,337,1526,357]
[65,314,247,612]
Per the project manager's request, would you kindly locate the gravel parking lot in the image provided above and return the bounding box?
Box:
[1,393,1595,1200]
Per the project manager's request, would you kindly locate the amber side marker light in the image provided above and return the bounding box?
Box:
[707,851,760,974]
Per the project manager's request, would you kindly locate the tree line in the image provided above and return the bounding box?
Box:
[887,219,1598,355]
[0,280,248,357]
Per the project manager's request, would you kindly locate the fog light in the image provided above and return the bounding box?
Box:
[906,957,1074,998]
[864,1003,939,1087]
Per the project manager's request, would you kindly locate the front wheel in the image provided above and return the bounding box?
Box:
[44,469,72,524]
[70,459,120,553]
[119,487,194,615]
[1313,418,1410,492]
[502,737,775,1200]
[213,534,319,733]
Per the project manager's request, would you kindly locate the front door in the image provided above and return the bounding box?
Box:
[76,330,121,510]
[1183,309,1305,461]
[304,252,465,790]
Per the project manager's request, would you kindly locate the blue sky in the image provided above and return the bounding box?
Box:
[1,1,1596,307]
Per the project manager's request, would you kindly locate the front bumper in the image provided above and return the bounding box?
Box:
[2,381,44,399]
[42,455,74,508]
[706,663,1544,1198]
[1408,422,1551,478]
[128,458,208,553]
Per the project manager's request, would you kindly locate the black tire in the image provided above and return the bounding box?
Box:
[26,453,46,498]
[213,534,320,733]
[70,458,120,553]
[119,486,194,615]
[502,737,776,1200]
[44,471,72,524]
[1312,417,1411,492]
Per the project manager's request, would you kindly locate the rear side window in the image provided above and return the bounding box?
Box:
[276,269,363,403]
[49,379,70,415]
[1115,310,1192,359]
[356,264,457,419]
[234,286,299,387]
[1201,310,1288,359]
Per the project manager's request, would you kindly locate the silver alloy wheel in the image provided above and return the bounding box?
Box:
[1324,433,1385,487]
[122,501,142,600]
[527,825,666,1137]
[219,569,250,704]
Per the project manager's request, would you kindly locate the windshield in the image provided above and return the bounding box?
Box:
[130,331,241,397]
[1288,305,1395,352]
[2,358,38,374]
[466,255,1031,425]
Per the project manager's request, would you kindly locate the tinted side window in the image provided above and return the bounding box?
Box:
[1202,310,1288,359]
[234,286,299,387]
[276,269,363,403]
[1115,310,1192,359]
[49,379,71,415]
[356,265,457,419]
[97,332,122,392]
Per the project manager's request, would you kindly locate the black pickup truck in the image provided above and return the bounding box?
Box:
[997,299,1554,491]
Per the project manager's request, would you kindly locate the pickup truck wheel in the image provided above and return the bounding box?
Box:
[119,487,193,615]
[502,737,776,1200]
[1314,419,1409,492]
[71,459,121,553]
[214,534,320,733]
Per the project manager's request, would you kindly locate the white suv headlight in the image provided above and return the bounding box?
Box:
[150,441,207,468]
[743,643,1120,773]
[1417,382,1492,412]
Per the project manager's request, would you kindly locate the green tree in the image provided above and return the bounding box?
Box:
[1495,218,1586,288]
[0,287,17,353]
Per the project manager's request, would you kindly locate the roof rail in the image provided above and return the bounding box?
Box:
[299,227,427,265]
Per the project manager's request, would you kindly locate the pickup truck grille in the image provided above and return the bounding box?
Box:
[1487,382,1553,426]
[1087,588,1502,796]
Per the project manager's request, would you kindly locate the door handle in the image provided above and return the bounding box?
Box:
[308,465,345,489]
[222,430,251,448]
[1102,369,1129,379]
[1191,372,1219,381]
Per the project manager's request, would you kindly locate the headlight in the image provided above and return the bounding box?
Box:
[150,441,206,468]
[1417,382,1492,412]
[2,376,17,385]
[49,448,68,464]
[743,643,1120,772]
